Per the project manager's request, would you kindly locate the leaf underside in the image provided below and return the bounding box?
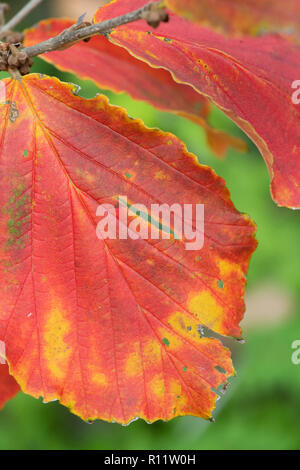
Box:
[166,0,300,40]
[95,0,300,209]
[24,18,246,158]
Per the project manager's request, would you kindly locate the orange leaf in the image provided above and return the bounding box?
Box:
[166,0,300,40]
[24,18,246,158]
[0,365,19,410]
[0,74,256,423]
[95,0,300,209]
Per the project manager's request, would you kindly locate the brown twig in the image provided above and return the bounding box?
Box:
[0,4,9,28]
[0,0,167,76]
[23,1,165,58]
[0,0,44,36]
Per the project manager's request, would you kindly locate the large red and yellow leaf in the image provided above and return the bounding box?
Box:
[0,74,256,423]
[95,0,300,209]
[24,18,246,158]
[0,365,19,410]
[166,0,300,40]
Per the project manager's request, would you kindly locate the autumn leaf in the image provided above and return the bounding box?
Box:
[0,365,19,410]
[24,18,246,158]
[166,0,300,40]
[0,74,256,423]
[95,0,300,209]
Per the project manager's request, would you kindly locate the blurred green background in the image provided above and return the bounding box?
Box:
[0,0,300,451]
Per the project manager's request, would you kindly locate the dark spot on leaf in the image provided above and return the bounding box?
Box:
[215,365,226,374]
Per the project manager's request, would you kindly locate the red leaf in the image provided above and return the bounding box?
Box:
[95,0,300,209]
[166,0,300,40]
[0,365,19,410]
[0,75,256,423]
[24,18,246,158]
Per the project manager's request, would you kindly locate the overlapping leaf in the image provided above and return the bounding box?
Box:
[24,18,246,158]
[166,0,300,40]
[0,365,19,410]
[0,74,256,423]
[95,0,300,209]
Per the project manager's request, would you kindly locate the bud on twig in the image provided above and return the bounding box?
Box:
[141,3,169,28]
[6,32,25,45]
[0,35,34,76]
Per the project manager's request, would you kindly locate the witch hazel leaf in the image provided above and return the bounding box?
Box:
[95,0,300,209]
[24,18,246,158]
[0,364,20,410]
[166,0,300,40]
[0,74,256,423]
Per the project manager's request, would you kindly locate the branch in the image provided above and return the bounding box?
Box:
[0,4,8,28]
[24,1,162,58]
[0,0,44,36]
